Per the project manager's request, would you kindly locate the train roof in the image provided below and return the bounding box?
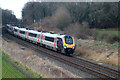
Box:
[28,30,42,34]
[42,32,66,38]
[19,28,26,30]
[9,25,72,38]
[19,28,29,32]
[14,27,19,29]
[7,24,11,26]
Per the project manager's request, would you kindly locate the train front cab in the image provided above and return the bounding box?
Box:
[63,35,75,55]
[57,35,75,55]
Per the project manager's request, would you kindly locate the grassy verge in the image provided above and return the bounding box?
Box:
[77,39,120,49]
[93,41,120,49]
[1,49,42,78]
[2,57,26,78]
[13,61,42,78]
[0,49,26,78]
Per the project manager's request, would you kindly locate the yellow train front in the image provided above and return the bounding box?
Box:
[57,35,75,55]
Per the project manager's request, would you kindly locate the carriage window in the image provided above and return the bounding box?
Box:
[65,36,73,44]
[7,26,9,29]
[14,29,18,32]
[45,36,54,42]
[29,33,37,37]
[20,31,25,34]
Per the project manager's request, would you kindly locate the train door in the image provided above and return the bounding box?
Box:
[57,38,63,52]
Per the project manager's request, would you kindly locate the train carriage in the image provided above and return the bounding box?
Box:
[19,28,28,40]
[42,33,58,49]
[6,25,76,56]
[27,30,42,44]
[14,27,20,36]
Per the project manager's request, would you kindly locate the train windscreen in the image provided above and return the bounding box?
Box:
[65,36,73,44]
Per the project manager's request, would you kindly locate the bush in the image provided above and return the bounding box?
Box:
[106,34,120,43]
[64,22,81,38]
[78,34,88,39]
[53,6,72,30]
[64,22,96,39]
[98,33,120,44]
[93,31,99,40]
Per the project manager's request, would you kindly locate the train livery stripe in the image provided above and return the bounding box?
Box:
[54,37,57,47]
[17,30,20,36]
[41,34,43,43]
[38,34,41,42]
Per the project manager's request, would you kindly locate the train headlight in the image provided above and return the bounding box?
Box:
[73,46,75,49]
[64,46,67,49]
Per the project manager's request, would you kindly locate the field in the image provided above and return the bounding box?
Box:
[2,57,26,78]
[98,30,120,38]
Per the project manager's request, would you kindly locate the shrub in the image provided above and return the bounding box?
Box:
[64,22,96,39]
[64,22,81,38]
[93,31,99,40]
[78,34,88,39]
[106,34,120,43]
[53,6,72,30]
[98,33,120,44]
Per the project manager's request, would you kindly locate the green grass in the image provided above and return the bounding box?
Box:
[2,57,26,78]
[14,61,42,78]
[1,49,42,78]
[93,41,120,49]
[77,39,120,49]
[98,30,120,38]
[0,49,26,78]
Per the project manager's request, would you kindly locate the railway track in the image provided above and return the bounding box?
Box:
[2,30,119,79]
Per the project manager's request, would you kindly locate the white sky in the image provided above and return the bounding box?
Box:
[0,0,29,19]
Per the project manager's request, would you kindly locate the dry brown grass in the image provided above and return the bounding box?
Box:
[74,39,119,67]
[64,22,96,39]
[95,33,120,44]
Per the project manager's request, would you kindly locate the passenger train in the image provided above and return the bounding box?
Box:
[6,24,76,56]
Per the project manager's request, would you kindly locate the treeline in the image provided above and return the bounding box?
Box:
[2,9,17,25]
[22,2,118,29]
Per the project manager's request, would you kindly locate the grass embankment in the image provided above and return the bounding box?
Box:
[1,50,42,78]
[92,40,120,49]
[1,50,25,78]
[2,57,26,78]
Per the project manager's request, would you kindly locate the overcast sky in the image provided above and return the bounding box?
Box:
[0,0,29,19]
